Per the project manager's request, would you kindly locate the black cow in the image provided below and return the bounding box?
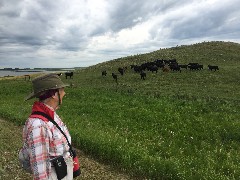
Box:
[188,63,200,70]
[118,67,124,75]
[208,65,219,71]
[169,64,181,72]
[133,65,142,73]
[57,73,62,76]
[178,64,188,70]
[147,65,158,73]
[188,65,199,70]
[188,63,199,66]
[198,65,203,70]
[112,73,118,84]
[156,62,165,68]
[140,71,146,80]
[102,70,107,76]
[65,72,73,79]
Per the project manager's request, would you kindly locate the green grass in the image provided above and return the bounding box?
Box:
[0,119,32,179]
[1,41,240,179]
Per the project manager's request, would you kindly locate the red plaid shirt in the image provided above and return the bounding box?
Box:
[21,101,71,180]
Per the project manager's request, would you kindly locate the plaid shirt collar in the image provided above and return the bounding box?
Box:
[29,101,55,121]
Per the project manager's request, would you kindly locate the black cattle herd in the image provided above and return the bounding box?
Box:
[22,59,219,82]
[101,59,219,83]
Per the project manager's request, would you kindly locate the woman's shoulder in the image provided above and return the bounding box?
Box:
[25,117,54,129]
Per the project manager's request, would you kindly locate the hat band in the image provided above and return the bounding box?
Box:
[39,89,58,101]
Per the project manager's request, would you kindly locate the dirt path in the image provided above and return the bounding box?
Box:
[0,118,133,180]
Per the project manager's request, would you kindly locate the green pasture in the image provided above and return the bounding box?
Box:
[1,41,240,179]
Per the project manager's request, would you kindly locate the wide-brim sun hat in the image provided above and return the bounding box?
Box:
[25,73,69,101]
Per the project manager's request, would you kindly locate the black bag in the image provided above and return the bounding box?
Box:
[51,156,67,180]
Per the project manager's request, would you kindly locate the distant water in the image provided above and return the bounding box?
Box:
[0,70,63,77]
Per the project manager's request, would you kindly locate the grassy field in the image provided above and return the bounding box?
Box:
[0,119,32,179]
[1,41,240,179]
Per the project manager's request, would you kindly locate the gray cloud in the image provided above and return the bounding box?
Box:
[169,1,240,40]
[107,0,189,32]
[0,0,240,68]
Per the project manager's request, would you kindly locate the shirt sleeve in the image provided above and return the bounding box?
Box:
[27,122,51,180]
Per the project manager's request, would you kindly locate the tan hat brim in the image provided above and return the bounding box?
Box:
[24,92,35,101]
[24,84,69,101]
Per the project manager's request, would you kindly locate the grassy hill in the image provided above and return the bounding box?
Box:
[73,41,240,101]
[1,41,240,179]
[94,41,240,68]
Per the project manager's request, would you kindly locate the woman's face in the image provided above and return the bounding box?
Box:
[58,87,66,100]
[53,87,66,109]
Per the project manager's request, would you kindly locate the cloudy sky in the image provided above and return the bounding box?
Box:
[0,0,240,68]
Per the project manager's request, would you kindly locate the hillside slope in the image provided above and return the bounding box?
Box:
[72,41,240,101]
[93,41,240,69]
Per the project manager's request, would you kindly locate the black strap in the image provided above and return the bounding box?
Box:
[32,111,73,156]
[57,90,61,106]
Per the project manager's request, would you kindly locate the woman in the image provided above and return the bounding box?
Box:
[19,73,74,180]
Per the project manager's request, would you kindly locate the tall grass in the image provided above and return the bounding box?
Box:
[1,41,240,179]
[61,88,240,179]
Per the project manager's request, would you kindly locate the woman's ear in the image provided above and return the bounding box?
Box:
[51,92,58,99]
